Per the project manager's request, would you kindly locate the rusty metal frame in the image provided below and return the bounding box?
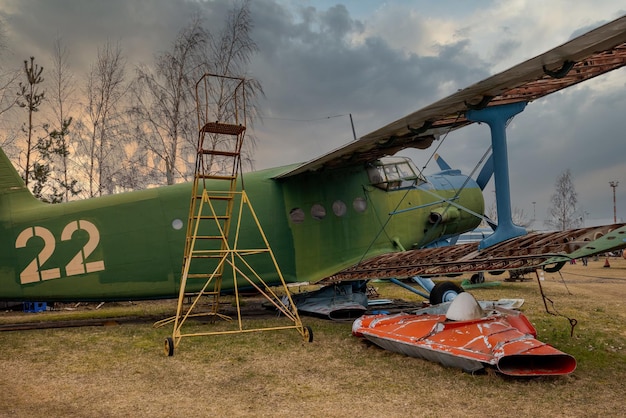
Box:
[322,224,626,282]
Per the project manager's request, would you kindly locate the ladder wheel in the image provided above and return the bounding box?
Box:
[303,326,313,343]
[164,337,175,357]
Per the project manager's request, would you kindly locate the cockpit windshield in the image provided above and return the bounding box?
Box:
[367,157,426,191]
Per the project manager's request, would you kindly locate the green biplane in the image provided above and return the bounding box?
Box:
[2,15,626,308]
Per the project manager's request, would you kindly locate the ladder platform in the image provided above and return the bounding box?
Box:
[200,122,246,135]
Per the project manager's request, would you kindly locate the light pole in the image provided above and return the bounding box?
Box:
[609,181,619,223]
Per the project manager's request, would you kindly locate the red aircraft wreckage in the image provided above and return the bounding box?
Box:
[352,293,576,376]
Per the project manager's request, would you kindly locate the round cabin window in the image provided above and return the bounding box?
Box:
[311,204,326,220]
[332,200,347,217]
[353,197,367,213]
[289,208,305,224]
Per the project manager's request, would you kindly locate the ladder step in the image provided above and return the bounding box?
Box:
[187,248,227,252]
[192,222,229,229]
[189,216,230,222]
[186,274,223,280]
[190,214,231,219]
[192,195,234,201]
[185,255,225,261]
[188,235,227,240]
[197,174,237,180]
[188,248,227,252]
[183,255,225,261]
[199,149,240,157]
[184,291,220,298]
[185,246,228,251]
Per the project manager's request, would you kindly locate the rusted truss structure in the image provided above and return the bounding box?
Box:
[322,224,626,283]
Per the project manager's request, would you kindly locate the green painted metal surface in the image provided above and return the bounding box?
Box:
[0,147,483,302]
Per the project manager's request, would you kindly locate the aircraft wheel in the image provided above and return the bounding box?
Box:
[164,337,175,357]
[429,281,463,305]
[303,326,313,343]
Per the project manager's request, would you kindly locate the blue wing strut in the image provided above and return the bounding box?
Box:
[467,102,528,249]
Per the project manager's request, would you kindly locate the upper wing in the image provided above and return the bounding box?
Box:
[277,15,626,179]
[319,224,626,283]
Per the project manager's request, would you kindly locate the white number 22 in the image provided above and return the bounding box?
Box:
[16,220,106,284]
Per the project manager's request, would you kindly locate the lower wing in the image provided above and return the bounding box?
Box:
[321,223,626,283]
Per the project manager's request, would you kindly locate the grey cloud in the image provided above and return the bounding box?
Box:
[0,0,622,222]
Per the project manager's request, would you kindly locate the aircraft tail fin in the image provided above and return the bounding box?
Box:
[0,147,36,200]
[434,153,452,171]
[436,152,494,191]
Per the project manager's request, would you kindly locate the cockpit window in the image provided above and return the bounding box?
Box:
[367,157,426,190]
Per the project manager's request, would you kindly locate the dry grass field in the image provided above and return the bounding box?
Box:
[1,257,625,417]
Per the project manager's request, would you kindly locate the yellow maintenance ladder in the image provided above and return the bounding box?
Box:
[161,74,311,356]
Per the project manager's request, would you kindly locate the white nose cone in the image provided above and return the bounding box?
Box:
[445,292,483,321]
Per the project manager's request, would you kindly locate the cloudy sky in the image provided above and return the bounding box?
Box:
[0,0,624,228]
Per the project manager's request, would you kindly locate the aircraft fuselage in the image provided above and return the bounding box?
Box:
[0,153,483,301]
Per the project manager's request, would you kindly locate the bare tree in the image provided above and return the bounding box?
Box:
[47,37,80,201]
[0,21,22,152]
[545,169,580,231]
[130,1,263,185]
[78,41,127,197]
[0,70,20,120]
[32,127,69,203]
[131,17,208,185]
[16,57,45,186]
[0,18,20,119]
[485,201,532,229]
[14,55,69,202]
[206,0,262,171]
